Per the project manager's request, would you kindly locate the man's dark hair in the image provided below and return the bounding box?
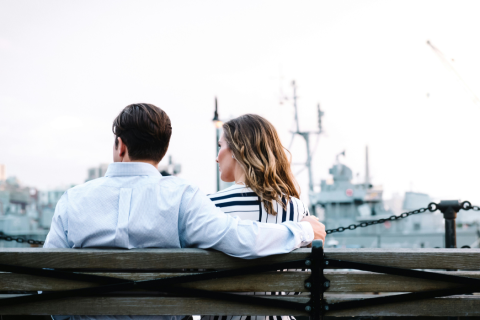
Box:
[112,103,172,163]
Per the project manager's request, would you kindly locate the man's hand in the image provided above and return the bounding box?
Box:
[301,216,326,243]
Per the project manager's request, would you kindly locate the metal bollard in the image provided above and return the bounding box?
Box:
[437,200,462,320]
[437,200,461,249]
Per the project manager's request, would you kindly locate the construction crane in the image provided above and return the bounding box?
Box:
[426,40,480,106]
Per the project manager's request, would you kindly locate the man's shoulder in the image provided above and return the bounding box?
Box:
[158,175,198,191]
[64,175,202,200]
[64,178,103,195]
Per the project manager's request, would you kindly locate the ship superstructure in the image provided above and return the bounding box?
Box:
[309,149,479,248]
[311,149,394,232]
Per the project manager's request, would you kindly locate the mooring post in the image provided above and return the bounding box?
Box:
[437,200,461,248]
[436,202,462,320]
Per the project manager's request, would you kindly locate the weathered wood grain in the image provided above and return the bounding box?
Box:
[2,270,479,293]
[1,248,480,269]
[1,294,480,316]
[0,295,310,315]
[0,271,308,292]
[326,248,480,270]
[324,293,480,316]
[325,270,480,292]
[0,248,310,269]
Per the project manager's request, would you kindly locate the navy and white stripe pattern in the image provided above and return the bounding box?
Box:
[208,184,309,224]
[204,184,310,320]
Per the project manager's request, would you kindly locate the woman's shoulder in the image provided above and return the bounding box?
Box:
[207,185,260,217]
[207,184,256,200]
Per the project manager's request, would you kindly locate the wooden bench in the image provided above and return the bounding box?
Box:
[0,241,479,318]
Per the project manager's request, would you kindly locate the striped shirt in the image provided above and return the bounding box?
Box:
[204,184,310,320]
[208,184,310,224]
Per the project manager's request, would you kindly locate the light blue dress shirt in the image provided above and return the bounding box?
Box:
[44,162,313,254]
[44,163,313,320]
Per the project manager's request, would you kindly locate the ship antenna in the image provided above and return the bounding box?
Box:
[292,80,300,133]
[365,145,370,189]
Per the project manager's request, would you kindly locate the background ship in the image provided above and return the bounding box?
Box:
[283,80,480,249]
[309,147,480,248]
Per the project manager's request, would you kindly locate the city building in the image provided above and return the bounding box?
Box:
[0,165,73,247]
[86,163,109,182]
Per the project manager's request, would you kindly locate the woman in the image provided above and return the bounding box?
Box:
[205,114,311,320]
[211,114,310,222]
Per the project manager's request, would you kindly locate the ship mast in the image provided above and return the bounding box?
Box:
[289,81,324,213]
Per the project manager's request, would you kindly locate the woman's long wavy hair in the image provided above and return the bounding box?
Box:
[223,114,300,215]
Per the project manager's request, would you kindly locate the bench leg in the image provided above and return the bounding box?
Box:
[307,239,327,320]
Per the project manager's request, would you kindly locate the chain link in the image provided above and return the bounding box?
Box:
[460,201,480,212]
[0,232,44,245]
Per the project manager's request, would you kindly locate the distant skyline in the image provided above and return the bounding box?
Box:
[1,0,480,205]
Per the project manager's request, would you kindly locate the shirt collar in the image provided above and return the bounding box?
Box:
[105,162,161,177]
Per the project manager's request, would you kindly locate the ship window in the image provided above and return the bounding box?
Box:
[414,223,421,231]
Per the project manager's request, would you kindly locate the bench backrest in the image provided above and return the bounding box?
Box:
[0,247,479,317]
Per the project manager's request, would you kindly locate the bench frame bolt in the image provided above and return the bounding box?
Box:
[305,305,311,312]
[305,282,312,288]
[305,260,312,266]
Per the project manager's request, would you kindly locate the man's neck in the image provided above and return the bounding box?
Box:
[121,159,159,168]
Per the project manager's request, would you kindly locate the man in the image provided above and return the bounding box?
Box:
[44,103,326,319]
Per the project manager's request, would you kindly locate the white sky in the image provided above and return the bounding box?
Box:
[1,0,480,206]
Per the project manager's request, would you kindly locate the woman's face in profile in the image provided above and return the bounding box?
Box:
[217,134,236,182]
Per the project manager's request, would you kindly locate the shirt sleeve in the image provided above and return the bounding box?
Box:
[43,192,71,248]
[178,185,314,259]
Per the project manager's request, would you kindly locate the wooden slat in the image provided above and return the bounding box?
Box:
[0,271,308,292]
[0,248,310,269]
[324,293,480,316]
[1,248,480,269]
[325,270,480,292]
[1,294,480,316]
[2,270,478,293]
[0,295,310,315]
[326,248,480,269]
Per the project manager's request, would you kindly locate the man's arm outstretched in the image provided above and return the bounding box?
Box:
[178,185,325,259]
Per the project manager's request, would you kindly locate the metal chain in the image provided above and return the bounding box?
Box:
[326,201,480,234]
[460,201,480,212]
[0,232,44,245]
[326,204,433,234]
